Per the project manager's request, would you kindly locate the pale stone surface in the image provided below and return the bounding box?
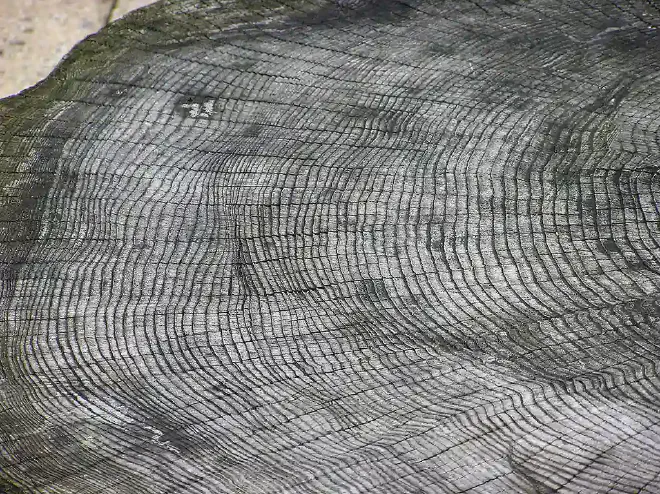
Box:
[110,0,157,21]
[0,0,110,97]
[0,0,156,98]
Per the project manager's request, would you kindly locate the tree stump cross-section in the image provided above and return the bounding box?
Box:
[1,0,660,492]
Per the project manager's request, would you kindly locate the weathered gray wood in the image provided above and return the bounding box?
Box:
[1,0,660,492]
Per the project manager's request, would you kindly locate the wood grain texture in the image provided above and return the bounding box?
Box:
[1,0,660,492]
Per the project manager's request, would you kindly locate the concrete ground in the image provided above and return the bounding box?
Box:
[0,0,155,98]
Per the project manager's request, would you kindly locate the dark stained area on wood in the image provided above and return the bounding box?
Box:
[1,0,660,492]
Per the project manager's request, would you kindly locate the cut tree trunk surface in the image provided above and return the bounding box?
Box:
[1,0,659,493]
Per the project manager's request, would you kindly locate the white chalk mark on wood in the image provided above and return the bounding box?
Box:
[181,100,215,118]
